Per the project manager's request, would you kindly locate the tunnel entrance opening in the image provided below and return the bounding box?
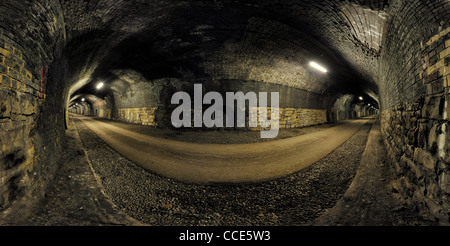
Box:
[327,93,380,123]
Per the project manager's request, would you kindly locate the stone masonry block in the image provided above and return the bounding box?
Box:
[10,55,24,69]
[10,78,17,89]
[13,49,22,59]
[435,43,446,56]
[440,47,449,60]
[431,79,444,94]
[445,75,450,87]
[3,42,13,51]
[427,59,445,77]
[0,47,10,57]
[430,54,438,66]
[414,148,436,171]
[7,67,22,82]
[1,74,10,87]
[0,63,6,74]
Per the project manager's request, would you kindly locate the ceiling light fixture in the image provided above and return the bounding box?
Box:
[96,82,104,89]
[359,96,363,100]
[81,98,85,102]
[309,61,327,73]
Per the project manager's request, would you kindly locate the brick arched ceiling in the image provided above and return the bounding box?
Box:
[64,0,390,106]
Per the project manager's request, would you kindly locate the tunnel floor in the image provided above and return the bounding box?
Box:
[19,116,436,226]
[74,114,371,183]
[88,117,341,144]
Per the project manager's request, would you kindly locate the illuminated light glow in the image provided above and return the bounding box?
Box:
[309,61,328,73]
[359,96,363,100]
[96,82,104,89]
[81,98,85,102]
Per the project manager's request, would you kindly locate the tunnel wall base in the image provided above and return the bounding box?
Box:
[381,97,449,223]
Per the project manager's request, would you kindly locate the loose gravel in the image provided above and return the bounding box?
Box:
[75,119,373,226]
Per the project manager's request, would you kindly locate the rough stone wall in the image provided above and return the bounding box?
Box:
[114,106,326,129]
[249,107,326,130]
[113,105,327,129]
[380,0,450,223]
[0,0,66,223]
[286,108,327,128]
[117,107,158,126]
[0,67,40,219]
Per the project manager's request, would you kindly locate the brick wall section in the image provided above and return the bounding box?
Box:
[380,24,450,222]
[422,28,450,93]
[379,1,449,109]
[0,41,45,99]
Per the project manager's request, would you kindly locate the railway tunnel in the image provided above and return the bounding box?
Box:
[0,0,449,226]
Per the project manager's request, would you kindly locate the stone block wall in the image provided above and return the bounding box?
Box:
[0,0,67,223]
[117,107,158,126]
[0,41,44,99]
[113,106,325,129]
[0,39,63,221]
[249,107,326,130]
[252,108,327,130]
[0,84,40,217]
[380,26,450,222]
[286,108,327,128]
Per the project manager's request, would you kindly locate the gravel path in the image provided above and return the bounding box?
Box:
[74,118,373,226]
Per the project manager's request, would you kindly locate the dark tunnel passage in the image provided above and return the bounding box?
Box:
[0,0,449,229]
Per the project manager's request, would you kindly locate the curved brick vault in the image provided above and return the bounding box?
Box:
[0,0,449,224]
